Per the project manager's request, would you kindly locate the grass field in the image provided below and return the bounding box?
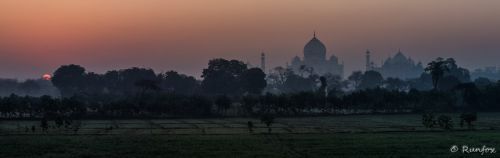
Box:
[1,113,500,135]
[1,132,499,158]
[1,113,499,157]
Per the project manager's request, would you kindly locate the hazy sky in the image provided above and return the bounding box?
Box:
[1,0,500,79]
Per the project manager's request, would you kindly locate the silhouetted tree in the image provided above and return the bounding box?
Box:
[201,59,247,95]
[437,115,453,130]
[460,113,477,129]
[162,71,199,94]
[242,95,259,115]
[348,71,363,90]
[438,76,461,91]
[40,118,49,132]
[266,67,289,92]
[358,71,383,90]
[83,72,105,95]
[455,83,480,111]
[189,95,213,116]
[55,116,64,128]
[215,95,232,115]
[52,64,86,97]
[408,73,433,91]
[103,70,121,95]
[422,113,436,128]
[318,76,327,96]
[323,74,343,95]
[298,65,314,77]
[260,114,275,133]
[247,121,254,133]
[240,68,267,94]
[119,67,158,95]
[444,58,470,82]
[135,80,160,94]
[283,72,317,93]
[384,78,408,91]
[326,94,341,113]
[425,58,450,91]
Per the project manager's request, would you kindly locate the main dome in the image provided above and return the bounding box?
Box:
[303,34,326,61]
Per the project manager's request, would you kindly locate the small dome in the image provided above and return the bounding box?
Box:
[303,34,326,61]
[329,55,338,63]
[292,56,302,64]
[394,50,406,60]
[392,50,409,63]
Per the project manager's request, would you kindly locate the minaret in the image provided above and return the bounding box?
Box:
[260,52,266,72]
[365,50,371,71]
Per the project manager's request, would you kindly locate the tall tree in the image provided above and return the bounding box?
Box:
[240,68,267,95]
[444,58,471,82]
[358,71,383,90]
[119,67,158,95]
[282,72,317,93]
[52,65,87,97]
[215,95,232,115]
[323,74,343,93]
[163,71,199,94]
[384,78,408,91]
[454,83,480,111]
[266,67,291,93]
[348,71,363,90]
[201,59,247,95]
[425,58,450,91]
[438,76,461,91]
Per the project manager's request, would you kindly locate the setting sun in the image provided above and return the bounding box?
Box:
[42,74,52,80]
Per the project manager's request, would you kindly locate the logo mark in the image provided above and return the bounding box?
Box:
[450,145,459,153]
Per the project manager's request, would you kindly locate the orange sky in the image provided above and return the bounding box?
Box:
[1,0,500,79]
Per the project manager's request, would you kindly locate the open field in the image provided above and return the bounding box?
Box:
[0,132,499,158]
[1,113,500,135]
[0,113,499,157]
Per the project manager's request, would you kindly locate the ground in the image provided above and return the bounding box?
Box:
[0,113,499,157]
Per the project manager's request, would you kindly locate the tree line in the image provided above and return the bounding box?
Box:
[0,57,499,119]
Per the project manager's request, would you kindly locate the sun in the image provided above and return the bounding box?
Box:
[42,74,52,80]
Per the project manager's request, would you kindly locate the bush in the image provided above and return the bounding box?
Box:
[437,115,453,130]
[260,114,275,133]
[422,113,436,128]
[460,112,477,129]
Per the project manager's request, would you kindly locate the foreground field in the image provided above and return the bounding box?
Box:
[1,113,500,135]
[1,113,499,157]
[0,131,499,158]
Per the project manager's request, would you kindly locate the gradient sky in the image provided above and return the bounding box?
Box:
[1,0,500,79]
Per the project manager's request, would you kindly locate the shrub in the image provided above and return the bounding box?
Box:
[422,113,436,128]
[460,112,477,129]
[260,114,275,133]
[437,115,453,130]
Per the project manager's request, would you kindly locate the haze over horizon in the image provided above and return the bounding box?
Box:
[1,0,500,80]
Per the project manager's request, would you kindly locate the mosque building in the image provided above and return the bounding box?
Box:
[288,32,344,77]
[367,49,424,79]
[259,32,423,79]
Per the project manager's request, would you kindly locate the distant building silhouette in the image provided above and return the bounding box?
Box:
[289,32,344,77]
[261,52,266,72]
[365,50,373,71]
[472,66,500,80]
[371,50,424,79]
